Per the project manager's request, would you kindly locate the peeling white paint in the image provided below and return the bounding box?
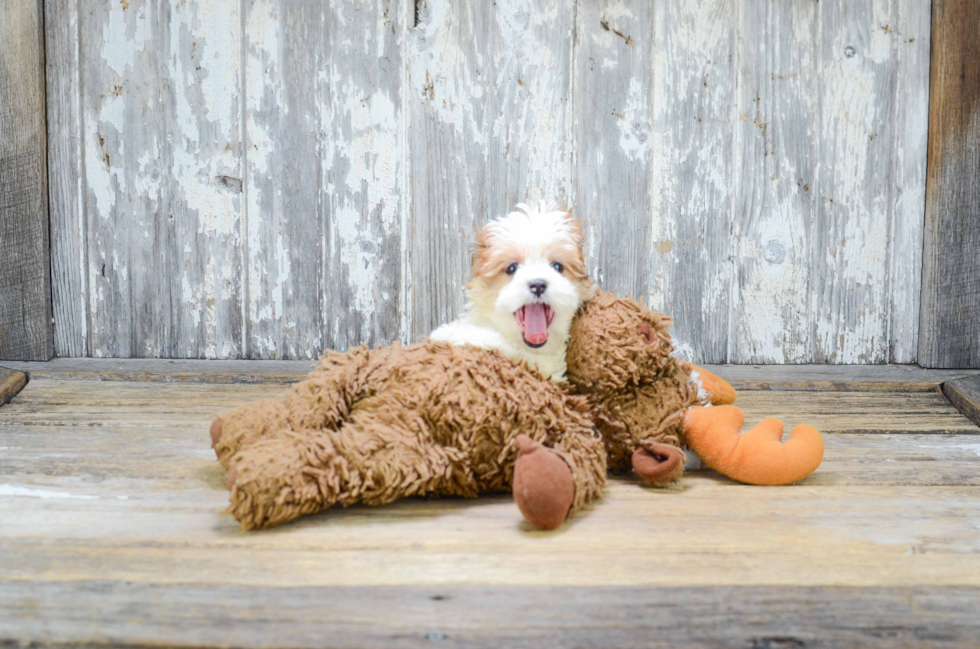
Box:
[0,485,97,500]
[54,0,929,362]
[100,3,151,77]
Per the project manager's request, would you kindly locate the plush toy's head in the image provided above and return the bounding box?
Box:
[566,290,677,394]
[565,290,701,477]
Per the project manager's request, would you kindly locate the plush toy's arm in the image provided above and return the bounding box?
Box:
[683,406,824,485]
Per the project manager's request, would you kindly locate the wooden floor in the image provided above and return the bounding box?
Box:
[2,362,980,648]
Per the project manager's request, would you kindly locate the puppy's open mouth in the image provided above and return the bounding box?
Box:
[514,303,554,348]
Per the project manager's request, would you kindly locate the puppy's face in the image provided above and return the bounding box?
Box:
[467,203,593,352]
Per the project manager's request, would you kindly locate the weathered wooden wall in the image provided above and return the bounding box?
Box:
[1,0,53,361]
[45,0,931,362]
[919,0,980,369]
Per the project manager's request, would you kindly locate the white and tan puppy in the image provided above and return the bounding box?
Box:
[431,202,594,382]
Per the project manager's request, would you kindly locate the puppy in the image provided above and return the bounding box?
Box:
[431,201,594,381]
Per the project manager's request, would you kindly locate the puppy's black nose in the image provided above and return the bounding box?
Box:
[528,279,548,296]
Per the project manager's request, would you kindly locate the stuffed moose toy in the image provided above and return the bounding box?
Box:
[210,289,824,531]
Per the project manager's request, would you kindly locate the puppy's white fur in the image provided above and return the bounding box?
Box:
[431,201,593,382]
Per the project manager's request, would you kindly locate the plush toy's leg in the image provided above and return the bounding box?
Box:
[225,413,475,530]
[679,361,737,405]
[212,355,371,467]
[683,405,824,485]
[211,401,290,469]
[512,429,606,531]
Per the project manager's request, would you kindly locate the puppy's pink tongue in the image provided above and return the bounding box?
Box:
[521,303,549,345]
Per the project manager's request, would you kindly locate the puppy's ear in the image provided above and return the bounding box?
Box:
[470,221,492,278]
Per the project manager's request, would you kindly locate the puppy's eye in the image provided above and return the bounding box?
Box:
[551,262,564,274]
[506,263,518,275]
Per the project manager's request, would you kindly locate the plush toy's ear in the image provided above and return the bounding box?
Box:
[637,322,656,344]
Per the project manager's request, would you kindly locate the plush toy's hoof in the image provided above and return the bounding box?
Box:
[631,444,685,485]
[513,435,575,531]
[210,418,223,452]
[683,406,824,486]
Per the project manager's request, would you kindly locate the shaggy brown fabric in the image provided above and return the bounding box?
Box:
[213,341,606,530]
[565,290,702,481]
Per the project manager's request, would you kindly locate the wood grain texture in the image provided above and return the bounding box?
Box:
[41,0,932,361]
[919,0,980,369]
[407,0,575,339]
[1,376,979,645]
[243,0,407,359]
[943,376,980,428]
[0,0,53,361]
[45,0,407,360]
[733,0,930,364]
[574,0,736,364]
[4,359,980,392]
[77,0,245,358]
[0,367,28,406]
[3,582,979,649]
[44,0,87,357]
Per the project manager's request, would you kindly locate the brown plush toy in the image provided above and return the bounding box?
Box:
[210,341,606,531]
[565,289,825,487]
[211,291,824,532]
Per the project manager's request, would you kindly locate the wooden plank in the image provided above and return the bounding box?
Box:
[80,0,171,357]
[78,0,245,358]
[319,0,408,351]
[4,359,980,391]
[707,364,980,393]
[812,0,930,364]
[0,367,27,406]
[44,0,87,357]
[919,0,980,368]
[42,0,933,364]
[0,0,53,361]
[3,419,978,485]
[166,0,246,359]
[407,0,575,339]
[2,381,977,484]
[2,377,979,644]
[573,0,737,363]
[3,382,976,435]
[243,0,321,360]
[943,376,980,428]
[243,0,407,359]
[3,477,980,586]
[2,582,979,649]
[732,0,818,363]
[0,358,313,384]
[732,0,930,364]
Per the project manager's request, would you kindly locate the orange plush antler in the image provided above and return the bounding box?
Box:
[681,362,737,405]
[683,406,824,485]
